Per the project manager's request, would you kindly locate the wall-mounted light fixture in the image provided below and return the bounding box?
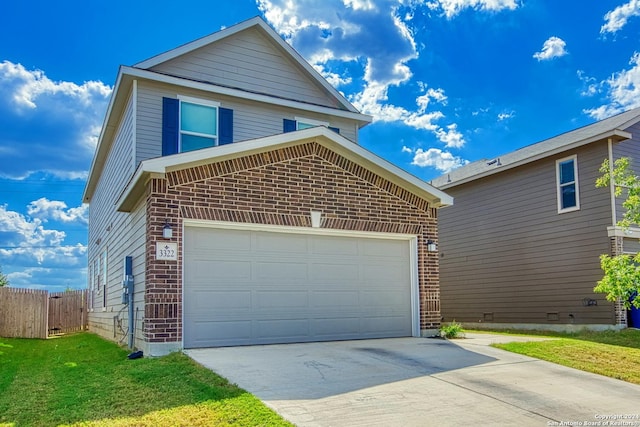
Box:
[162,221,173,239]
[426,239,438,252]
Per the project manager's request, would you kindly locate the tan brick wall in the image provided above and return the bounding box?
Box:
[144,141,441,343]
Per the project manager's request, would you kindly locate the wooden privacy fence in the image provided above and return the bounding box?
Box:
[0,287,88,339]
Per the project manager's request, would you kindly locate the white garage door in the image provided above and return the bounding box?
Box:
[183,226,413,348]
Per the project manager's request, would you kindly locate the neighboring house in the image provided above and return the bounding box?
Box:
[431,107,640,331]
[82,17,452,356]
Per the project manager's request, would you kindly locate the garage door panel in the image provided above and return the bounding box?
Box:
[362,263,407,282]
[191,259,252,280]
[256,291,309,308]
[311,291,359,307]
[362,239,408,256]
[255,261,308,281]
[188,290,252,310]
[184,227,413,348]
[256,319,310,338]
[361,290,410,307]
[192,228,252,251]
[256,232,308,253]
[311,236,359,255]
[312,317,361,336]
[310,263,360,281]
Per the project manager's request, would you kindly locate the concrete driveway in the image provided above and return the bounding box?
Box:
[187,334,640,426]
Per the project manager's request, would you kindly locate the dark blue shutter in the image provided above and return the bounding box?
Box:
[219,107,233,145]
[162,97,179,156]
[328,126,340,134]
[283,118,296,133]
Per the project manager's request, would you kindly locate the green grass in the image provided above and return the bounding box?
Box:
[486,328,640,385]
[0,333,292,427]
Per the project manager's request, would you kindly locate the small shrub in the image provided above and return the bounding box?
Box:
[440,321,464,339]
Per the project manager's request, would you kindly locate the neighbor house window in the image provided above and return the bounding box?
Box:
[179,96,219,152]
[556,155,580,213]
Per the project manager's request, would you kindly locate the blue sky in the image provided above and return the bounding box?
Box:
[1,0,639,291]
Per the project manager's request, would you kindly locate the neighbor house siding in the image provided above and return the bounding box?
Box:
[612,123,640,224]
[149,28,338,109]
[140,141,440,352]
[135,80,358,164]
[87,90,140,341]
[439,141,614,326]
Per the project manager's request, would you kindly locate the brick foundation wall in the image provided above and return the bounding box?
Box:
[144,141,441,343]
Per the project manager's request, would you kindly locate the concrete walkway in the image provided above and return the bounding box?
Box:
[187,334,640,426]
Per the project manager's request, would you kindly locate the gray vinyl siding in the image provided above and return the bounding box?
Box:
[612,122,640,224]
[149,27,337,109]
[135,80,357,164]
[87,90,146,345]
[438,141,616,325]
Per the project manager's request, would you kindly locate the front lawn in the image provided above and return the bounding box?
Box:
[488,328,640,384]
[0,333,292,427]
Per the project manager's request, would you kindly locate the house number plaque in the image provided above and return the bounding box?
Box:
[156,242,178,261]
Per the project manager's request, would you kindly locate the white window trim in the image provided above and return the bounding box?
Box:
[556,154,580,214]
[294,116,329,129]
[177,96,220,151]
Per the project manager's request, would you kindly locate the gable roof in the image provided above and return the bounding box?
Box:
[116,126,453,212]
[432,107,640,189]
[135,16,359,114]
[82,17,372,203]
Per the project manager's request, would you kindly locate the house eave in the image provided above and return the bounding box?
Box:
[116,127,452,212]
[124,66,372,125]
[438,128,631,190]
[133,16,360,115]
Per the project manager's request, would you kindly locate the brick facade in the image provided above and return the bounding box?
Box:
[144,141,441,343]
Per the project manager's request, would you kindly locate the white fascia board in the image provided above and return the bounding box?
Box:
[134,17,359,115]
[83,67,126,203]
[117,127,452,211]
[439,129,631,190]
[122,66,372,125]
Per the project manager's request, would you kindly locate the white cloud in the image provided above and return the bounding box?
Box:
[258,0,466,147]
[427,0,519,18]
[0,60,111,110]
[344,0,377,11]
[405,147,469,172]
[6,266,87,291]
[533,36,568,61]
[0,203,85,265]
[27,198,88,225]
[498,111,514,120]
[601,0,640,34]
[584,52,640,120]
[0,60,111,179]
[577,70,599,97]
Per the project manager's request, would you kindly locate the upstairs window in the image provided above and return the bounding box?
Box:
[162,97,233,156]
[283,117,340,134]
[180,97,219,152]
[556,155,580,213]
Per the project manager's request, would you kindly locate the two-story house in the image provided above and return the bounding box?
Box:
[431,107,640,331]
[82,17,452,356]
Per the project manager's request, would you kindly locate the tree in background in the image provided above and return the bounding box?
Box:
[595,157,640,309]
[0,266,8,287]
